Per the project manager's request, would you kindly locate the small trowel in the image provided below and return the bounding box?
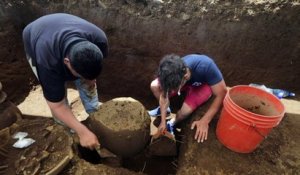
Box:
[95,145,117,158]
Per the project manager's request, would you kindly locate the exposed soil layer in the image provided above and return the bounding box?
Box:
[1,0,299,107]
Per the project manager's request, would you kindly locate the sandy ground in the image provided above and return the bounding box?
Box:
[17,86,88,121]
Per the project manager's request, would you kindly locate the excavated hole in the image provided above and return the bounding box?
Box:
[77,145,102,164]
[76,124,183,174]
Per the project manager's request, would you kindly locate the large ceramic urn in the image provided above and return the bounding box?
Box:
[88,97,151,157]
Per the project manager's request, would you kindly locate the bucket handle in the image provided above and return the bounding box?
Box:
[250,124,267,139]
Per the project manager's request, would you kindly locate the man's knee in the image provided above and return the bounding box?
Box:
[184,84,212,110]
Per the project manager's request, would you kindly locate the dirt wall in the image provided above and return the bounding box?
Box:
[0,0,299,105]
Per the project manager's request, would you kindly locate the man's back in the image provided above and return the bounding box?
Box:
[23,13,108,68]
[22,13,108,102]
[183,54,223,86]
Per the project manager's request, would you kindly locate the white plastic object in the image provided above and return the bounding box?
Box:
[13,132,28,140]
[13,138,35,148]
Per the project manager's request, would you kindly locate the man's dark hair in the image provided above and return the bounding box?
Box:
[158,54,187,95]
[69,41,103,80]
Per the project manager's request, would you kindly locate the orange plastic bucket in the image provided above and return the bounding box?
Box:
[216,85,285,153]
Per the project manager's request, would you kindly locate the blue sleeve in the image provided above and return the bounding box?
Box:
[37,65,66,102]
[205,61,223,86]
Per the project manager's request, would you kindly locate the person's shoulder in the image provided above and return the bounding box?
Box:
[33,13,74,22]
[43,13,80,19]
[183,54,213,62]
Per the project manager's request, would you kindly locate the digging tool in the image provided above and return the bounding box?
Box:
[95,145,117,158]
[72,134,116,158]
[151,130,176,142]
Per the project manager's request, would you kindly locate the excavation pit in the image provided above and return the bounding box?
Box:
[0,1,300,174]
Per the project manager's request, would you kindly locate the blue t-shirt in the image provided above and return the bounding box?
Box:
[23,13,108,102]
[183,54,223,86]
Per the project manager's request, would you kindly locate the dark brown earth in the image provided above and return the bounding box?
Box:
[178,98,300,174]
[0,0,299,174]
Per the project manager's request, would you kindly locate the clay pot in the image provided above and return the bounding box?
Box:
[88,97,151,158]
[0,101,21,130]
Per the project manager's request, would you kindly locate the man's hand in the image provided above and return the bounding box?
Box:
[46,99,100,150]
[191,119,209,143]
[77,128,100,150]
[158,120,167,134]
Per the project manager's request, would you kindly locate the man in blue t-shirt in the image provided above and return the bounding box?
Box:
[23,13,108,150]
[149,54,227,143]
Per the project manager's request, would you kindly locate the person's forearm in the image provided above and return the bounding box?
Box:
[159,95,169,124]
[47,100,87,134]
[201,95,224,123]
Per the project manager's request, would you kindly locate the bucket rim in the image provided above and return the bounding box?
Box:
[224,97,284,121]
[226,85,286,118]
